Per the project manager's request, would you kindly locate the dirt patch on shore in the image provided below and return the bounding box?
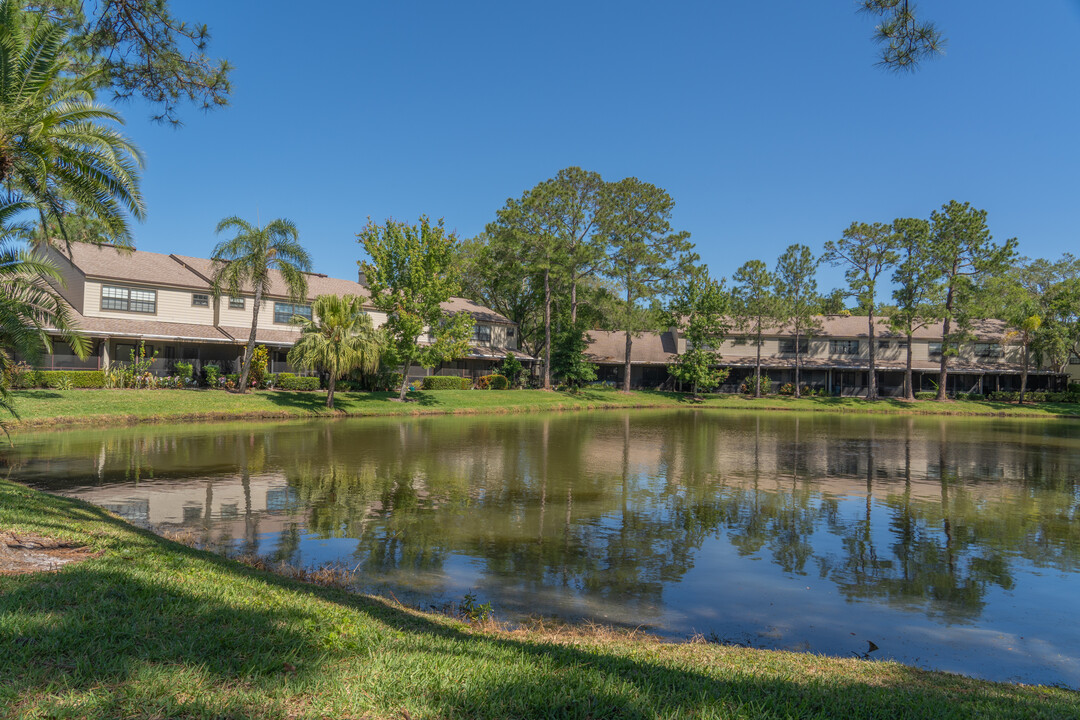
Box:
[0,531,97,575]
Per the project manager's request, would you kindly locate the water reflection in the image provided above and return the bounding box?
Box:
[10,411,1080,685]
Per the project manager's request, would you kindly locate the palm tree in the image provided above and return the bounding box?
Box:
[211,216,311,392]
[0,228,89,428]
[0,0,144,245]
[287,294,383,409]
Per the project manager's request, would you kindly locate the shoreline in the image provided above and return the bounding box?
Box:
[8,388,1080,432]
[2,479,1076,718]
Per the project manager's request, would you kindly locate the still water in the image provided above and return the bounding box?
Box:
[9,410,1080,686]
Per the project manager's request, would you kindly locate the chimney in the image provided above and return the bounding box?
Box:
[357,268,367,286]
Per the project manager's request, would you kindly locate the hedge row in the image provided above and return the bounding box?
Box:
[477,374,509,390]
[987,390,1080,403]
[421,376,472,390]
[278,375,320,391]
[10,370,105,389]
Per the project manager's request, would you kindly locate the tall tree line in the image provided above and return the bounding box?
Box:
[465,167,695,391]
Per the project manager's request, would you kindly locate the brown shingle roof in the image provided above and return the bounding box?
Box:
[55,304,234,342]
[584,330,678,364]
[57,244,211,289]
[739,315,1010,341]
[172,254,372,302]
[217,325,300,347]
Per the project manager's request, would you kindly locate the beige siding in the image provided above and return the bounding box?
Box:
[712,334,1040,370]
[84,280,216,325]
[44,247,86,313]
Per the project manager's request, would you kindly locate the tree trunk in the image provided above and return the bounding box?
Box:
[905,332,914,400]
[1019,341,1029,404]
[793,326,801,398]
[398,352,412,402]
[238,285,262,393]
[867,308,877,400]
[327,374,336,409]
[754,321,762,399]
[938,286,954,401]
[570,272,578,325]
[543,269,552,390]
[622,284,633,392]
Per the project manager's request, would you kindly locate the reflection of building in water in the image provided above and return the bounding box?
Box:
[65,474,307,552]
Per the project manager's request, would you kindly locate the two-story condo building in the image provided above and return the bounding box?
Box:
[586,316,1070,395]
[38,243,528,380]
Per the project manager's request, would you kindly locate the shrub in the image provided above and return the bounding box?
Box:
[955,392,985,401]
[422,375,472,390]
[203,363,221,388]
[248,344,269,388]
[499,353,525,388]
[778,382,795,396]
[739,375,772,395]
[174,362,194,383]
[20,370,106,389]
[914,391,936,400]
[1068,383,1080,394]
[278,375,320,391]
[476,374,509,390]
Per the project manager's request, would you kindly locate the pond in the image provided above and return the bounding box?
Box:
[10,410,1080,687]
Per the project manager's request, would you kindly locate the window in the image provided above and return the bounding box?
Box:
[928,342,943,357]
[732,336,748,346]
[472,324,492,344]
[877,340,891,350]
[192,293,209,307]
[975,343,1004,358]
[779,338,809,354]
[830,340,859,355]
[896,339,909,349]
[1069,354,1080,366]
[101,285,156,313]
[274,302,312,324]
[508,327,515,338]
[229,296,245,310]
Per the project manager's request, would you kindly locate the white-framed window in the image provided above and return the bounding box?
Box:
[779,338,808,354]
[229,296,245,310]
[830,340,859,355]
[929,342,943,357]
[877,339,891,350]
[101,285,156,314]
[192,293,209,307]
[472,324,492,344]
[274,302,312,324]
[974,343,1004,358]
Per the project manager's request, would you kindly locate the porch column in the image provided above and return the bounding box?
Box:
[101,341,110,370]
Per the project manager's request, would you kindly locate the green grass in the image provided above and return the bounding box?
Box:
[5,388,1080,429]
[1,480,1076,719]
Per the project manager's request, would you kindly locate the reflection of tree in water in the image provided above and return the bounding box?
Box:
[15,412,1080,627]
[813,422,1077,622]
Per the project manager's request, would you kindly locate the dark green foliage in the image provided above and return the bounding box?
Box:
[550,322,597,389]
[476,374,509,390]
[202,363,221,388]
[9,369,104,388]
[421,376,472,390]
[498,352,525,388]
[914,391,937,400]
[739,375,772,395]
[859,0,946,72]
[31,0,232,124]
[277,375,320,391]
[988,390,1079,403]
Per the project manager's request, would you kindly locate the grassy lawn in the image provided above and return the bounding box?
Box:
[1,480,1076,719]
[5,388,1080,429]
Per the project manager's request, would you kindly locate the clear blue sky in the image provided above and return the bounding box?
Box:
[118,1,1080,292]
